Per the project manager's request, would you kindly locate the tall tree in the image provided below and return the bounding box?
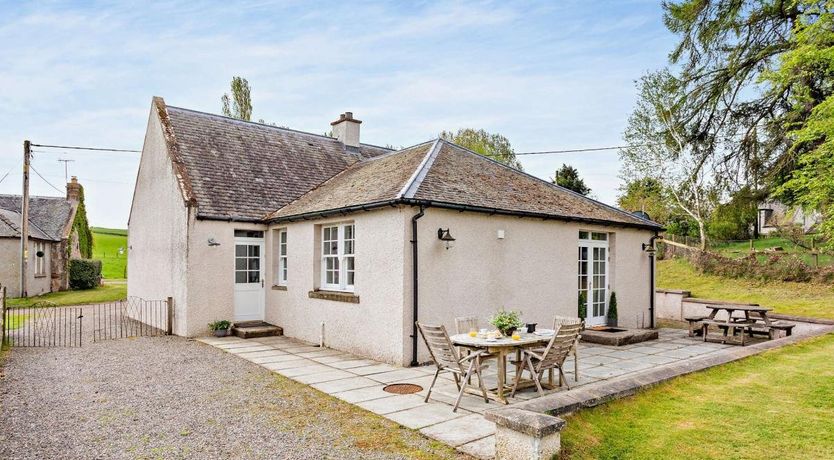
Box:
[551,164,591,195]
[662,0,803,186]
[621,70,716,249]
[221,76,253,121]
[617,178,670,222]
[770,0,834,248]
[440,128,523,170]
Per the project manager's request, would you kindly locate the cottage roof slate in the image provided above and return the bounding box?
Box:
[0,195,73,241]
[163,104,392,221]
[158,101,659,230]
[267,139,661,229]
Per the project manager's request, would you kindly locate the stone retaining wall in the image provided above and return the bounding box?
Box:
[655,289,759,321]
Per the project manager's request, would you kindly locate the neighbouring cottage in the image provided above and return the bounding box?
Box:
[129,97,662,366]
[757,199,822,235]
[0,177,86,297]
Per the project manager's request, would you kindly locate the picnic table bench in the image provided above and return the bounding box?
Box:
[697,304,795,346]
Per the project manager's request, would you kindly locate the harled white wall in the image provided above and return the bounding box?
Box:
[408,207,655,364]
[127,109,190,335]
[265,208,409,365]
[185,219,266,336]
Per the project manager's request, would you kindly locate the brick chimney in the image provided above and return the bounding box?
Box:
[330,112,362,149]
[66,176,81,202]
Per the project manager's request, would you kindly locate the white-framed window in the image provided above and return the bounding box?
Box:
[35,241,47,276]
[277,229,288,285]
[321,223,355,292]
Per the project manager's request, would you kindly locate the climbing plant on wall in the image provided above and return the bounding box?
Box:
[71,184,93,259]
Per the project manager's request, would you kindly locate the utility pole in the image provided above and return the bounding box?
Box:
[20,140,31,297]
[58,158,74,183]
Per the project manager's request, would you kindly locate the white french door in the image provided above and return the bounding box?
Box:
[578,232,609,326]
[234,238,265,322]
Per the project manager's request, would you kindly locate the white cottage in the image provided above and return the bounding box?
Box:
[129,97,662,366]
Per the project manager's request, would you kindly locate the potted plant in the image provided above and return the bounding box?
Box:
[489,309,523,337]
[208,320,231,337]
[578,291,587,321]
[607,292,618,327]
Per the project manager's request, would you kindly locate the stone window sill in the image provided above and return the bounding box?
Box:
[308,289,360,304]
[271,285,287,291]
[34,274,47,278]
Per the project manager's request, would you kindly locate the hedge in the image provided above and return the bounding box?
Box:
[69,259,102,290]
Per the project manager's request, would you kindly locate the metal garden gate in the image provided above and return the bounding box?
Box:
[2,305,84,347]
[1,294,172,347]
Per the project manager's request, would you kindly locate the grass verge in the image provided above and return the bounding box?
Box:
[92,227,127,279]
[561,333,834,459]
[658,258,834,319]
[7,284,126,308]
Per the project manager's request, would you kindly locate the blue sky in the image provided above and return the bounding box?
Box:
[0,1,674,228]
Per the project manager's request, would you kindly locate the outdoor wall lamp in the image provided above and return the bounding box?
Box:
[437,228,456,249]
[208,238,221,247]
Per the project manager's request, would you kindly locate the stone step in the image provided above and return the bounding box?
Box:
[232,321,283,339]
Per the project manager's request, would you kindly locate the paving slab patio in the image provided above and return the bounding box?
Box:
[199,326,823,459]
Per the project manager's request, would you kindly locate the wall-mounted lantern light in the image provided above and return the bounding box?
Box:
[208,238,221,247]
[437,228,456,250]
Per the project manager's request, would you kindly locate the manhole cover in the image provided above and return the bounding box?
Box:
[383,383,423,394]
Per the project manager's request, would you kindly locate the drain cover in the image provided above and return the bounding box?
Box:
[383,383,423,394]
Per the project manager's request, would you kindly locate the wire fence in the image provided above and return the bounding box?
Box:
[662,234,832,267]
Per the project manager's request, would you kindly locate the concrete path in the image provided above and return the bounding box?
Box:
[199,327,786,459]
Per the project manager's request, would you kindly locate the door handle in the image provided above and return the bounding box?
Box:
[261,279,264,287]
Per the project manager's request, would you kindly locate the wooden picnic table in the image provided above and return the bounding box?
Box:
[702,304,772,346]
[450,332,554,404]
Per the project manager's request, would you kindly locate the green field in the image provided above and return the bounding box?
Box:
[92,227,127,279]
[708,236,833,266]
[561,333,834,459]
[658,258,834,319]
[7,283,127,307]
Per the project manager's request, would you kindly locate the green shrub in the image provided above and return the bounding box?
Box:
[607,292,618,326]
[208,320,231,331]
[578,291,587,320]
[688,250,826,283]
[68,259,102,290]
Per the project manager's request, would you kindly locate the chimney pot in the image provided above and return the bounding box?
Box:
[66,176,81,202]
[330,111,362,149]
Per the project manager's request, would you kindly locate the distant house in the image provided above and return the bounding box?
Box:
[0,177,84,297]
[757,199,821,235]
[129,97,662,366]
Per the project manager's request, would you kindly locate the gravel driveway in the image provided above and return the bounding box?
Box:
[0,306,463,460]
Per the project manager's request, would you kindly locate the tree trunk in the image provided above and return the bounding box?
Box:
[697,219,707,250]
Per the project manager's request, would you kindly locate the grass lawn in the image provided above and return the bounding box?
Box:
[92,227,127,279]
[710,236,833,266]
[7,283,126,308]
[561,333,834,459]
[4,312,28,329]
[658,258,834,320]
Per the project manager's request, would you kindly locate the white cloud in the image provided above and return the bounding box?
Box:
[0,0,673,227]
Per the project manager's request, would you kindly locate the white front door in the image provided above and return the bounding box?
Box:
[578,233,609,327]
[234,239,265,322]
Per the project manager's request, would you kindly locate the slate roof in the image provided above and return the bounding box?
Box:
[163,104,392,221]
[0,195,72,241]
[156,100,659,230]
[267,139,661,230]
[268,141,435,219]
